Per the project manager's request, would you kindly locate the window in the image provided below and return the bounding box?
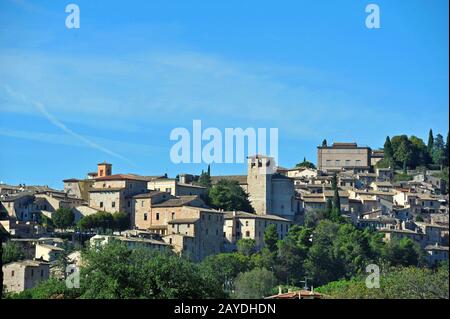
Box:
[172,212,175,219]
[141,201,144,207]
[335,160,340,166]
[345,160,351,166]
[112,201,116,208]
[11,270,14,277]
[41,269,44,277]
[144,213,148,221]
[169,238,173,244]
[245,221,249,226]
[156,213,160,220]
[128,201,131,208]
[223,232,226,238]
[31,269,34,277]
[246,231,250,237]
[166,188,171,193]
[100,202,104,208]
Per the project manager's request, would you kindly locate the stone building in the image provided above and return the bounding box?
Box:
[2,260,50,293]
[317,142,371,172]
[88,174,148,215]
[162,206,225,261]
[247,155,300,221]
[147,178,206,197]
[223,211,292,251]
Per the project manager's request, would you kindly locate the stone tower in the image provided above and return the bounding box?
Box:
[247,155,276,215]
[97,162,112,177]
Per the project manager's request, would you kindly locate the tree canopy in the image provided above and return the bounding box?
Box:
[52,208,75,230]
[208,179,254,212]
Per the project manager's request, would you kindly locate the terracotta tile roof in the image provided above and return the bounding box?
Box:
[94,174,149,182]
[265,290,323,299]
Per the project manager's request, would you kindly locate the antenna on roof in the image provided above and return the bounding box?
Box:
[299,276,312,291]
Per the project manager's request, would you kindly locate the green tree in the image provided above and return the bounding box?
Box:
[77,214,95,231]
[0,224,10,298]
[8,278,81,299]
[295,158,316,169]
[428,129,434,154]
[264,224,279,253]
[237,239,256,256]
[39,214,54,230]
[52,208,75,230]
[80,241,225,298]
[331,174,341,220]
[232,268,277,299]
[391,135,413,170]
[2,241,25,264]
[382,237,425,267]
[444,132,449,167]
[384,136,394,162]
[200,253,251,294]
[112,212,129,233]
[208,179,254,212]
[432,133,446,168]
[317,263,449,299]
[409,136,429,168]
[275,225,312,285]
[198,172,212,189]
[55,241,73,280]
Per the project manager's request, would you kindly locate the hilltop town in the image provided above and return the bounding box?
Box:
[1,134,449,299]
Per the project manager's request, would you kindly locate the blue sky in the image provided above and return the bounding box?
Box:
[0,0,448,189]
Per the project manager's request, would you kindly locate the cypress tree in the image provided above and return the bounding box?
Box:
[428,129,434,153]
[384,136,393,160]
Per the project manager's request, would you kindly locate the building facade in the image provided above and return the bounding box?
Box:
[317,142,371,172]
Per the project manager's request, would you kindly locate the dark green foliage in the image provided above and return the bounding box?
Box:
[112,212,130,232]
[263,224,279,253]
[295,157,316,169]
[232,267,277,299]
[381,237,426,267]
[236,239,256,256]
[52,208,75,230]
[77,211,116,233]
[9,278,81,299]
[200,253,252,294]
[428,129,434,153]
[198,165,212,189]
[2,241,25,264]
[316,263,449,299]
[208,179,254,212]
